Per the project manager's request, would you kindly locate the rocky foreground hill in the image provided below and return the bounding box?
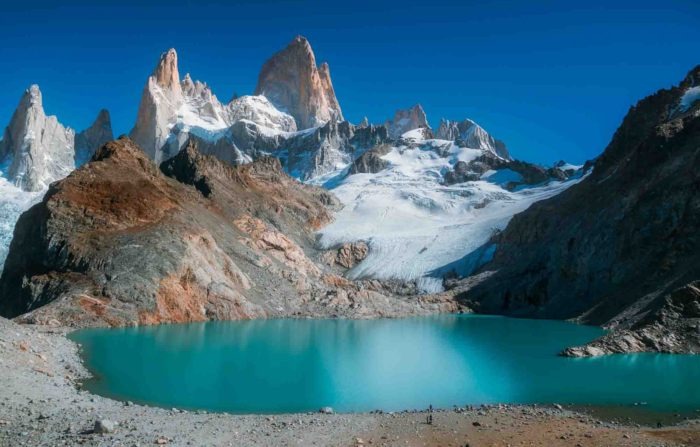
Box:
[0,137,459,327]
[449,66,700,356]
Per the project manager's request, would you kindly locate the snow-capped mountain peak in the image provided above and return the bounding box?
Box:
[0,84,75,192]
[386,104,430,139]
[130,47,303,164]
[436,118,510,160]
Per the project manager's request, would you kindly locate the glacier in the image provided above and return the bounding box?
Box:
[316,130,584,293]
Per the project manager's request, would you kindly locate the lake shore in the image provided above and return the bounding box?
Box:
[1,316,699,447]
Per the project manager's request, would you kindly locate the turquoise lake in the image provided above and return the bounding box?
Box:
[70,315,700,414]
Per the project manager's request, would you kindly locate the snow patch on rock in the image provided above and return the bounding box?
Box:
[679,86,700,112]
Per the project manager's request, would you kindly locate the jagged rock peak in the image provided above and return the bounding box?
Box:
[130,48,187,162]
[153,48,182,96]
[24,84,42,106]
[436,118,510,160]
[254,35,344,129]
[358,117,370,128]
[0,85,75,192]
[386,104,430,139]
[131,48,242,164]
[74,108,114,166]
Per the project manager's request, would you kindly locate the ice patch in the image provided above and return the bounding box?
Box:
[0,176,43,271]
[481,169,523,186]
[679,86,700,112]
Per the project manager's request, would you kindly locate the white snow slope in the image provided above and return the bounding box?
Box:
[317,130,584,292]
[679,86,700,112]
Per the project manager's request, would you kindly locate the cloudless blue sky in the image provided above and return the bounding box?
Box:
[0,0,698,165]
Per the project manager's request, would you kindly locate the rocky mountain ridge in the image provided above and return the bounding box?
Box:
[447,65,700,355]
[125,37,530,183]
[0,137,460,326]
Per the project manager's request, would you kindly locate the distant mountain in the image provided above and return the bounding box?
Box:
[75,109,113,166]
[0,85,113,192]
[385,104,430,139]
[437,118,510,160]
[128,39,357,179]
[454,65,700,356]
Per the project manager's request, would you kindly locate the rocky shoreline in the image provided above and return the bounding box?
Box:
[1,316,699,447]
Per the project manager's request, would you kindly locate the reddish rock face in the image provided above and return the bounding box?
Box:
[255,36,343,129]
[153,48,182,95]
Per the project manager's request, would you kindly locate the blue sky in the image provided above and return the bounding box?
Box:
[0,0,698,165]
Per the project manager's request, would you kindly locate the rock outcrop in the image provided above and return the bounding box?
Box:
[455,65,700,355]
[74,109,113,166]
[0,137,460,326]
[349,144,392,174]
[386,104,430,139]
[0,85,75,192]
[255,36,343,130]
[563,282,700,356]
[436,118,510,160]
[443,152,572,189]
[323,242,369,269]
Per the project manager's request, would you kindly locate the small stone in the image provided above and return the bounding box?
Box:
[472,421,481,427]
[93,419,117,434]
[319,406,334,414]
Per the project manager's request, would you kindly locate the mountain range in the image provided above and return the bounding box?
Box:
[0,36,697,356]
